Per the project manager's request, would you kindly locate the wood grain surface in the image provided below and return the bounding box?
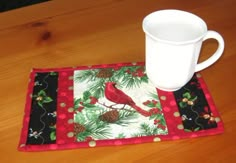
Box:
[0,0,235,162]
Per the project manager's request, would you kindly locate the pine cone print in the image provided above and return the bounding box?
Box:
[74,123,86,135]
[96,68,113,78]
[99,110,119,123]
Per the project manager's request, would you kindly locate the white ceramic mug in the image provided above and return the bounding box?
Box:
[143,9,224,91]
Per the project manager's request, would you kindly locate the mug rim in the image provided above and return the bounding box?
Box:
[142,9,208,45]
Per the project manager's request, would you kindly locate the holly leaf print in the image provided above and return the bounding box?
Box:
[155,102,161,109]
[43,96,53,103]
[50,131,56,141]
[49,72,57,76]
[38,90,47,97]
[83,103,96,108]
[183,92,191,99]
[179,101,187,108]
[83,91,91,101]
[35,90,53,108]
[190,96,198,102]
[194,127,200,131]
[184,129,192,132]
[38,101,43,108]
[74,98,82,108]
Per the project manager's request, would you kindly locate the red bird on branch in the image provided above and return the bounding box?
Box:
[104,82,151,117]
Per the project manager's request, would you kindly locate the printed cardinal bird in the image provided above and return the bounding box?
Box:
[104,82,151,117]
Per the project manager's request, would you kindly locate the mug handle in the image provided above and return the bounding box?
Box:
[195,30,225,72]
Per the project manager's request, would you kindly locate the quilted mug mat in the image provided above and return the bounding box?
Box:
[18,62,224,151]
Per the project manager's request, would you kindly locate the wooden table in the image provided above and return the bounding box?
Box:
[0,0,235,162]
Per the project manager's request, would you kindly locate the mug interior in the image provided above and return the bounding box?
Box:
[143,10,207,44]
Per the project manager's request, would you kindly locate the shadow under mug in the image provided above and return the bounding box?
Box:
[143,9,225,92]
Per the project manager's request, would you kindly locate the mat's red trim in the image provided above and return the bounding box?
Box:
[18,70,37,150]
